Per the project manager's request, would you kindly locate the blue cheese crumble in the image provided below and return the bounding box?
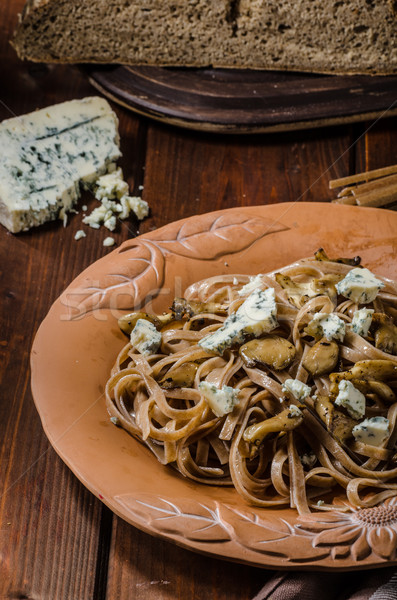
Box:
[300,451,317,468]
[74,229,86,241]
[83,167,149,231]
[352,416,390,446]
[288,404,303,417]
[238,274,264,296]
[199,287,278,355]
[335,379,365,419]
[130,319,161,356]
[305,312,345,341]
[103,236,115,247]
[198,381,240,417]
[282,379,311,401]
[351,308,374,337]
[336,268,384,304]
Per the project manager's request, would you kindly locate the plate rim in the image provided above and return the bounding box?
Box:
[30,202,397,570]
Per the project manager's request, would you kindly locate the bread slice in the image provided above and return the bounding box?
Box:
[13,0,397,75]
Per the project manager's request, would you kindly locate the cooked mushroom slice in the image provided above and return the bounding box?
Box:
[314,395,355,444]
[159,362,198,389]
[374,320,397,356]
[239,335,296,371]
[330,360,397,386]
[329,410,356,444]
[275,273,319,308]
[348,360,397,381]
[172,297,226,320]
[118,311,173,335]
[311,275,340,304]
[314,395,334,429]
[303,338,339,376]
[243,406,303,447]
[314,248,361,266]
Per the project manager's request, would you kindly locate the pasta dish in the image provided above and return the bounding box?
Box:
[105,250,397,515]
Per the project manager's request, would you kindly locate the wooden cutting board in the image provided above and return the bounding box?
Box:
[87,65,397,133]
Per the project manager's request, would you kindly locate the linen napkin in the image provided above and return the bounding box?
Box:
[253,568,397,600]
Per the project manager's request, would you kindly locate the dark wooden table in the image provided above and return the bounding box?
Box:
[1,2,397,598]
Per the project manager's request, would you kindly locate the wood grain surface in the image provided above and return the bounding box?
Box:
[0,2,397,599]
[87,65,397,133]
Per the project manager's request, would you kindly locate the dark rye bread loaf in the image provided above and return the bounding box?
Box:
[13,0,397,75]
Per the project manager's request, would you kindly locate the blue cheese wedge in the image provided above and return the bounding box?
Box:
[0,97,121,233]
[335,379,365,419]
[336,268,385,304]
[351,308,374,337]
[282,379,311,401]
[199,287,278,355]
[198,381,240,417]
[352,416,390,446]
[130,319,161,356]
[305,312,346,342]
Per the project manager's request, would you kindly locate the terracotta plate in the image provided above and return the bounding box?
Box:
[31,203,397,570]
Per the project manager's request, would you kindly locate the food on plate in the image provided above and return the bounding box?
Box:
[13,0,397,75]
[0,97,148,234]
[106,250,397,514]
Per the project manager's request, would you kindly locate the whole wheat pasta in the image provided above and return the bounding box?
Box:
[106,251,397,514]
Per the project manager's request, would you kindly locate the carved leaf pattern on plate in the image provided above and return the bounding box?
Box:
[63,213,289,318]
[114,493,397,564]
[115,494,231,543]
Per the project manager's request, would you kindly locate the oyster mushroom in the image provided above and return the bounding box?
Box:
[239,335,296,371]
[159,362,198,389]
[314,248,361,266]
[275,272,339,308]
[172,297,226,320]
[348,360,397,381]
[314,395,355,444]
[303,338,339,376]
[373,316,397,356]
[243,406,303,447]
[330,360,397,384]
[118,311,173,335]
[329,410,356,443]
[275,273,318,308]
[314,395,334,429]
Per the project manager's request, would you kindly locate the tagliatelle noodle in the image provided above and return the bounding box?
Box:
[105,256,397,514]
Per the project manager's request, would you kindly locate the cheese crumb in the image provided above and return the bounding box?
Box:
[282,379,311,401]
[130,319,162,356]
[83,167,149,231]
[199,381,240,417]
[305,312,346,342]
[103,236,115,247]
[74,229,86,241]
[238,274,265,296]
[352,416,390,446]
[199,287,278,355]
[335,379,365,419]
[336,268,384,304]
[351,308,374,337]
[289,404,303,418]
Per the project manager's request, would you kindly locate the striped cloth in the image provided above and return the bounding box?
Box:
[253,569,397,600]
